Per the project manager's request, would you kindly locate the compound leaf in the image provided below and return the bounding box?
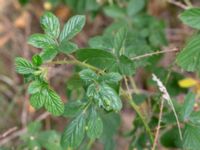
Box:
[44,89,64,116]
[59,15,86,41]
[176,34,200,72]
[76,48,117,71]
[63,100,86,117]
[79,69,98,85]
[183,124,200,150]
[87,108,103,139]
[58,41,78,54]
[15,57,35,75]
[40,12,60,39]
[179,8,200,30]
[61,114,86,148]
[127,0,145,16]
[181,92,195,121]
[28,34,56,49]
[99,72,122,85]
[30,92,46,109]
[113,27,127,56]
[87,83,122,111]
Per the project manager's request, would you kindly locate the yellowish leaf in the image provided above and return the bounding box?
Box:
[178,78,198,88]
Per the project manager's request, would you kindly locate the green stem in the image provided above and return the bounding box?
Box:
[123,77,154,144]
[86,139,94,150]
[49,59,102,73]
[131,48,178,60]
[128,76,140,94]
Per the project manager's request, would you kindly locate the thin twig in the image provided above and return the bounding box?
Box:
[0,128,27,146]
[21,93,28,127]
[0,127,18,139]
[167,0,188,9]
[152,99,164,150]
[35,112,50,121]
[131,48,179,60]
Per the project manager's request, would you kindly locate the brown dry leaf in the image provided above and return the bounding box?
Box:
[14,11,30,29]
[55,6,71,21]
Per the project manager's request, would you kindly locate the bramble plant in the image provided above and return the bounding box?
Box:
[14,1,200,150]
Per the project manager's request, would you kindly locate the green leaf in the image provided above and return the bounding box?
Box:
[183,124,200,150]
[67,74,84,90]
[79,69,98,85]
[113,28,127,56]
[28,80,45,94]
[99,72,122,85]
[59,15,86,41]
[76,48,117,71]
[100,112,121,149]
[58,41,78,54]
[32,55,43,66]
[189,111,200,125]
[87,83,122,111]
[76,49,135,75]
[160,127,182,148]
[103,5,126,19]
[89,35,113,51]
[176,34,200,72]
[87,108,103,139]
[15,57,35,75]
[61,114,86,148]
[179,8,200,30]
[127,0,145,16]
[40,12,60,39]
[181,92,195,121]
[27,121,42,133]
[118,55,135,75]
[44,89,64,116]
[63,100,86,117]
[30,91,46,109]
[39,131,63,150]
[40,48,58,61]
[28,34,56,49]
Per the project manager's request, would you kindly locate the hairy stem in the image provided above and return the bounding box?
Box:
[131,48,179,60]
[123,77,154,144]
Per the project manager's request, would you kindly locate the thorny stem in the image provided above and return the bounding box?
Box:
[131,48,179,60]
[123,77,154,145]
[152,98,164,150]
[49,57,102,73]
